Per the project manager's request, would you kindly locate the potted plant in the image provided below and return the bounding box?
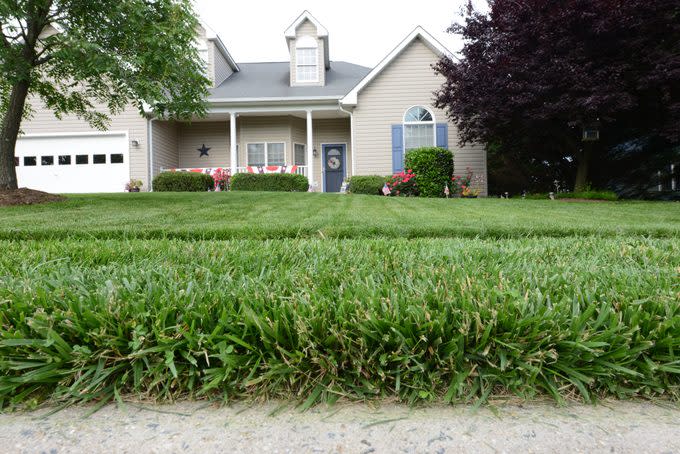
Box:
[125,179,143,192]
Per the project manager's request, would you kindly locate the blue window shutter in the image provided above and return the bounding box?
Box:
[392,125,404,173]
[436,123,449,149]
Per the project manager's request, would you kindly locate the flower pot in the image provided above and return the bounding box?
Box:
[129,188,140,193]
[461,195,478,199]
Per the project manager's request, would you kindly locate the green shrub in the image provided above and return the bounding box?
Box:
[231,173,309,192]
[557,190,619,201]
[153,172,214,192]
[404,147,454,198]
[348,175,387,195]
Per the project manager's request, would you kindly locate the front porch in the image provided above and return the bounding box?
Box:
[150,108,353,192]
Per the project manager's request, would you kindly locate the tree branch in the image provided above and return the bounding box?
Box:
[0,22,13,49]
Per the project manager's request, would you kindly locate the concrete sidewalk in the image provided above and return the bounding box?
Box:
[1,400,678,453]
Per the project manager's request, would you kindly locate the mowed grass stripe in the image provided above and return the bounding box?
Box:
[0,237,678,408]
[0,192,678,239]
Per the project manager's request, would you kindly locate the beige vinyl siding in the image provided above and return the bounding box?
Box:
[289,19,325,87]
[210,41,233,87]
[352,37,487,195]
[20,98,149,187]
[196,26,213,86]
[178,122,229,169]
[152,121,179,177]
[237,116,292,166]
[291,117,307,165]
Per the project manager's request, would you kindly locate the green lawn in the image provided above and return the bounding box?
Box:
[0,193,678,408]
[0,192,678,239]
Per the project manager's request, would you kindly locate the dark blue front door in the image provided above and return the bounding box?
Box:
[323,144,346,192]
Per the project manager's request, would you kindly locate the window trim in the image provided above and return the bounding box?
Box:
[246,142,287,167]
[403,105,437,152]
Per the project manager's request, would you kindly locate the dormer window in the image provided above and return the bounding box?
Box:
[296,36,318,83]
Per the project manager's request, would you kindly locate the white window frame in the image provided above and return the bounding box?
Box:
[246,142,287,167]
[295,36,319,83]
[294,143,306,166]
[403,105,436,152]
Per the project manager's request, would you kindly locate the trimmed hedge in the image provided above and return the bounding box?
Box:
[348,175,387,195]
[153,172,214,192]
[405,147,454,198]
[231,173,309,192]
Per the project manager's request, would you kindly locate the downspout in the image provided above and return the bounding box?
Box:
[338,102,356,177]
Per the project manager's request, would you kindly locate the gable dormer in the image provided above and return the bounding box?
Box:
[196,23,240,88]
[285,11,330,87]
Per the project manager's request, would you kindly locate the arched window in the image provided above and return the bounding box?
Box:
[403,106,435,151]
[296,36,319,83]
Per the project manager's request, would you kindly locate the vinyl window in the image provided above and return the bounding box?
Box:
[247,143,286,166]
[403,106,436,151]
[296,48,318,83]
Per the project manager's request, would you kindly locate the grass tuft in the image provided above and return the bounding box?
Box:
[0,237,678,409]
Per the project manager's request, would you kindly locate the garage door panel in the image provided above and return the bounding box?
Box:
[15,134,130,193]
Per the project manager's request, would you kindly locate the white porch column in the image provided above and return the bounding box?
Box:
[230,112,237,175]
[306,109,315,189]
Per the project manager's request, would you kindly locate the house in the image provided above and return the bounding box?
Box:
[15,11,487,195]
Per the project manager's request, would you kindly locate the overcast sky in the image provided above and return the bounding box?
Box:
[193,0,487,68]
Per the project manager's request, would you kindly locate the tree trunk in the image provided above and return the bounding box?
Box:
[0,80,31,191]
[574,145,592,192]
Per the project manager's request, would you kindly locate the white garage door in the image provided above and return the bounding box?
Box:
[15,133,131,193]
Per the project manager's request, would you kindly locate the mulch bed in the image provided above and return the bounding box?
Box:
[0,188,66,207]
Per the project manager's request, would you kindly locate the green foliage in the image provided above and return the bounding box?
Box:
[404,147,454,198]
[557,191,619,201]
[0,237,677,408]
[0,193,678,240]
[153,172,214,192]
[0,0,210,189]
[0,0,209,125]
[231,173,309,192]
[347,175,387,195]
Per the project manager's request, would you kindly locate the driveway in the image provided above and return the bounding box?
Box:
[1,401,678,453]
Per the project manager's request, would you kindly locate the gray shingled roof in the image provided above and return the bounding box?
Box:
[208,61,371,101]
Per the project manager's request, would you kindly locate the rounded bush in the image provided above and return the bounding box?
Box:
[231,173,309,192]
[404,147,454,198]
[153,172,215,192]
[348,175,387,195]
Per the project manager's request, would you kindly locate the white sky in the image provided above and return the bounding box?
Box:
[193,0,487,68]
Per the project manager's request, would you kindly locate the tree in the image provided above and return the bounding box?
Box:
[0,0,210,190]
[434,0,680,191]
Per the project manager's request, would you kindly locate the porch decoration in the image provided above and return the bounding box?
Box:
[246,165,299,174]
[197,144,211,157]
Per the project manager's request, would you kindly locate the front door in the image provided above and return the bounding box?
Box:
[323,144,346,192]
